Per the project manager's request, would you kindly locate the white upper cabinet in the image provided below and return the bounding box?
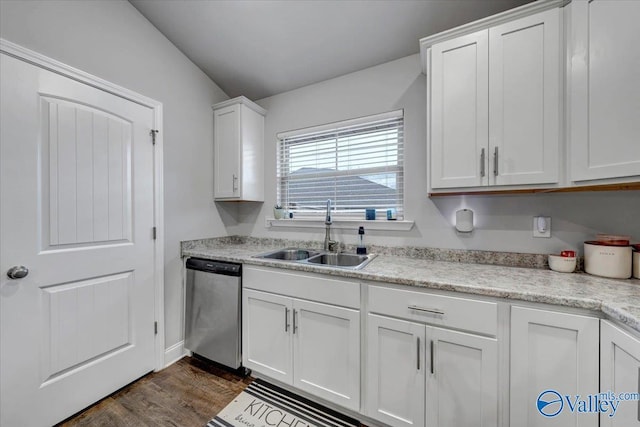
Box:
[430,30,489,189]
[213,96,266,201]
[569,0,640,183]
[489,8,561,186]
[427,4,562,191]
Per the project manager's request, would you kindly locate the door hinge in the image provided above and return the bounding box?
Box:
[152,226,157,240]
[154,321,158,335]
[150,129,159,145]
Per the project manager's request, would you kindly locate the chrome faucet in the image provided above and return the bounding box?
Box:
[324,199,337,251]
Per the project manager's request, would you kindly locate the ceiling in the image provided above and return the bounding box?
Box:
[130,0,532,100]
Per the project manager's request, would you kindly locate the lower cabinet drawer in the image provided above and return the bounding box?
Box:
[244,265,359,308]
[368,285,498,336]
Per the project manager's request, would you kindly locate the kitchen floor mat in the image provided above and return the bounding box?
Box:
[207,378,360,427]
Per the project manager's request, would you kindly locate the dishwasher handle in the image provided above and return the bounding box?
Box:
[186,258,241,277]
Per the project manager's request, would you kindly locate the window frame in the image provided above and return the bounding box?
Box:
[276,110,404,220]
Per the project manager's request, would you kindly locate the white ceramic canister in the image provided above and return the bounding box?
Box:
[584,241,632,279]
[634,251,639,279]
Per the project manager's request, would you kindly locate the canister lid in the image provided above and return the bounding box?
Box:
[585,240,631,247]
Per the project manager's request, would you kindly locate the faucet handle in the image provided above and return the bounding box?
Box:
[328,240,339,252]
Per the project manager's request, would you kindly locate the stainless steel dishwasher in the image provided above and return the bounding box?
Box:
[185,258,246,373]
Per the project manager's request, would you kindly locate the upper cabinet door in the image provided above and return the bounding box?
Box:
[570,0,640,182]
[430,30,489,189]
[213,104,241,199]
[213,97,266,201]
[489,8,561,186]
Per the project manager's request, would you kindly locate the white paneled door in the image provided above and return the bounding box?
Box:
[1,52,158,426]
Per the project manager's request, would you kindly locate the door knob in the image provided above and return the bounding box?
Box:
[6,266,28,279]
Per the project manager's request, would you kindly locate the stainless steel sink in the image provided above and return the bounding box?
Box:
[254,248,376,270]
[305,253,376,269]
[254,248,319,261]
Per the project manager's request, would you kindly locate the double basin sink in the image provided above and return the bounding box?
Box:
[254,247,376,270]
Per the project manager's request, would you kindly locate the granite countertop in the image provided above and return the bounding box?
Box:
[181,236,640,334]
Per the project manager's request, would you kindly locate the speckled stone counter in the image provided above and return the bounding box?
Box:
[181,236,640,334]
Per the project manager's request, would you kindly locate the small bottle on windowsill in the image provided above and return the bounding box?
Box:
[356,226,367,255]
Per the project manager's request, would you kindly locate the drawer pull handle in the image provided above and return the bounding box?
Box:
[408,305,444,316]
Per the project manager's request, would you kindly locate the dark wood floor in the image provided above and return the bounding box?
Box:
[57,357,253,427]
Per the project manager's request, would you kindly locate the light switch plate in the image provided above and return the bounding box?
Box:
[533,216,551,238]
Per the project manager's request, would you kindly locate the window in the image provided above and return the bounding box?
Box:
[277,110,404,219]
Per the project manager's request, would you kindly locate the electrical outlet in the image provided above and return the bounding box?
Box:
[533,216,551,238]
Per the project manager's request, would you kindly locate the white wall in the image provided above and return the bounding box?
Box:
[247,54,640,254]
[0,0,228,358]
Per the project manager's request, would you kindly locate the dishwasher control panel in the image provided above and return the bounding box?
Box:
[186,257,241,276]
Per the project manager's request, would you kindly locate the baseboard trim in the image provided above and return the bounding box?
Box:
[163,341,187,368]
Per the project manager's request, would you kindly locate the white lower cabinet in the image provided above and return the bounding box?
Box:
[292,299,360,411]
[243,287,360,411]
[242,266,637,427]
[600,320,640,427]
[365,285,499,427]
[510,306,599,427]
[426,327,498,427]
[243,290,293,383]
[366,314,426,427]
[366,314,498,427]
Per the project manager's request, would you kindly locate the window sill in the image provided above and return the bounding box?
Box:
[265,217,414,231]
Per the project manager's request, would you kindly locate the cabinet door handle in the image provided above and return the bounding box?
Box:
[430,340,435,374]
[284,307,290,332]
[408,305,444,316]
[480,148,486,177]
[493,146,499,176]
[293,309,298,334]
[232,174,238,192]
[417,337,421,371]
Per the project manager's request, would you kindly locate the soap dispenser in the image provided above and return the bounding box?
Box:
[357,226,367,255]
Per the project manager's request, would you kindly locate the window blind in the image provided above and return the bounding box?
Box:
[277,110,404,219]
